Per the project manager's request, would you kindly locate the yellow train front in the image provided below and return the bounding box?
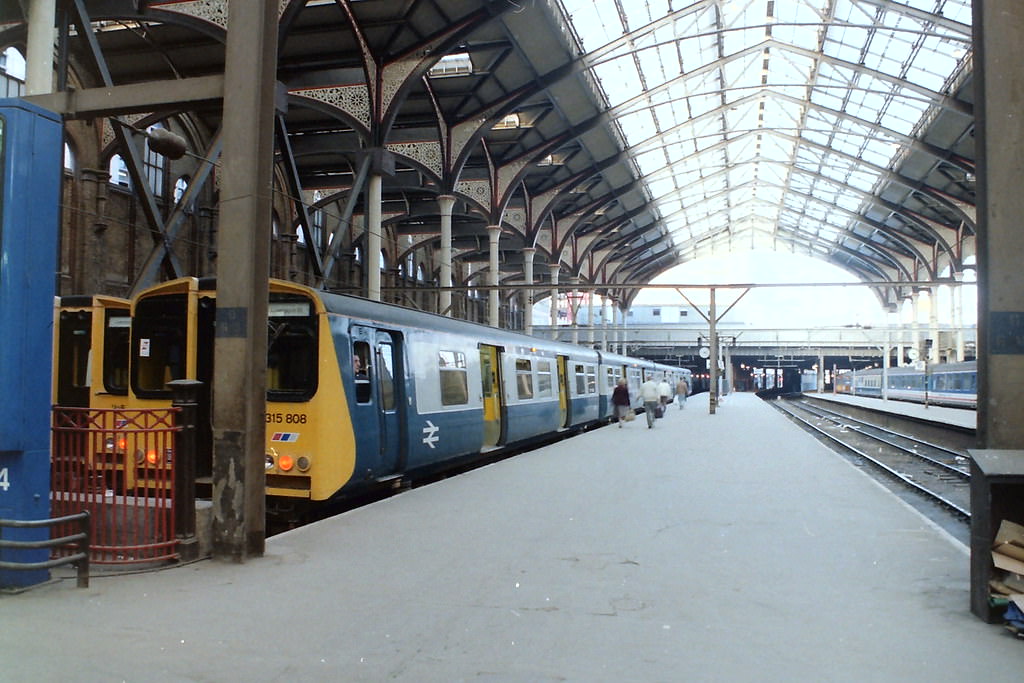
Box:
[128,278,686,517]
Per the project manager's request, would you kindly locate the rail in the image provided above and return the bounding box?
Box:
[0,512,91,588]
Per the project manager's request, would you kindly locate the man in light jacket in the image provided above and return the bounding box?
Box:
[639,377,661,429]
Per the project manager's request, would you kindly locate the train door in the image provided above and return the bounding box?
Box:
[479,344,502,448]
[350,326,404,479]
[375,331,404,473]
[556,355,570,428]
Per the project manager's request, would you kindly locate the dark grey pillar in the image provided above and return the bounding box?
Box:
[975,1,1024,449]
[211,0,278,561]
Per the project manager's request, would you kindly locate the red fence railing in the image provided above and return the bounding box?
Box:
[51,408,180,564]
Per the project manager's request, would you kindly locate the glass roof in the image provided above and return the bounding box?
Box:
[557,0,972,260]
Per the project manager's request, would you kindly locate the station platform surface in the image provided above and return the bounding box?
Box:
[3,393,1019,681]
[807,390,977,430]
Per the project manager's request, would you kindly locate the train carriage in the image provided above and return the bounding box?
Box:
[833,361,976,409]
[52,295,132,493]
[126,278,689,517]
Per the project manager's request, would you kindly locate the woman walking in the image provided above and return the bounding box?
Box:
[611,378,631,427]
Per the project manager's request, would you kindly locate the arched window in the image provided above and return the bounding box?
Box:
[379,249,387,272]
[173,176,190,204]
[311,190,324,247]
[406,252,415,279]
[353,246,362,263]
[416,263,426,282]
[63,142,75,173]
[143,123,166,197]
[108,154,130,187]
[271,211,281,239]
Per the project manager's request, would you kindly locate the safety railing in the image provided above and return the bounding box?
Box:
[51,408,180,564]
[0,512,91,588]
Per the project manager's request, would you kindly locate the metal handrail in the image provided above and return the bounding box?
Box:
[0,512,91,588]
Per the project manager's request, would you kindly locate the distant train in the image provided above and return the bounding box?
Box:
[123,277,689,517]
[833,360,976,409]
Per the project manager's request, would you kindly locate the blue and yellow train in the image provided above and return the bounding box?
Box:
[125,278,689,515]
[834,360,976,409]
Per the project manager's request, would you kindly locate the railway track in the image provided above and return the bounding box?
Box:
[770,396,971,528]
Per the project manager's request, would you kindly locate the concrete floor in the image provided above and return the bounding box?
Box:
[2,393,1020,682]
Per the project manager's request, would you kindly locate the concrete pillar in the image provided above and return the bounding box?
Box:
[611,304,620,353]
[523,247,535,336]
[587,291,595,346]
[487,225,501,328]
[618,305,626,354]
[911,291,921,360]
[601,296,610,351]
[26,0,56,95]
[709,287,718,414]
[549,264,560,338]
[896,299,906,365]
[953,276,965,362]
[210,0,278,560]
[975,0,1024,449]
[817,353,825,393]
[367,174,382,301]
[929,286,940,362]
[569,278,579,345]
[438,195,455,316]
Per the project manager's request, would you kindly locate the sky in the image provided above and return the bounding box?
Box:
[636,251,978,329]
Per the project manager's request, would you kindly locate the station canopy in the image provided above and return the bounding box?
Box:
[1,0,976,307]
[559,0,975,303]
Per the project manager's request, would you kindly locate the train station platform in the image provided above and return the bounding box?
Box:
[2,393,1019,681]
[808,390,977,431]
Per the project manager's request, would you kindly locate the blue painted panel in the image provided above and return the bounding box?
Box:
[405,408,484,469]
[0,100,62,587]
[504,401,562,443]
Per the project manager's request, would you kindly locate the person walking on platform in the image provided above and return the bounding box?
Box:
[611,378,631,427]
[657,378,672,411]
[640,376,661,428]
[675,377,689,409]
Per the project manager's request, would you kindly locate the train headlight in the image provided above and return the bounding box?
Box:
[278,455,295,472]
[146,450,159,466]
[265,454,275,471]
[135,449,145,465]
[296,456,311,472]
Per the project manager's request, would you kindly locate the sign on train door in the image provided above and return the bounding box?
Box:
[556,355,570,428]
[479,344,502,448]
[350,326,404,479]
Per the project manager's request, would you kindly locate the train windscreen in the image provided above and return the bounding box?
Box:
[266,295,318,402]
[131,294,188,398]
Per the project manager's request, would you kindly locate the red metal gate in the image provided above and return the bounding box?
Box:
[51,408,180,564]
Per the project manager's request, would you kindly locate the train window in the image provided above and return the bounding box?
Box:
[536,361,553,397]
[574,364,586,395]
[377,342,395,410]
[586,366,596,394]
[605,367,618,389]
[439,350,468,405]
[354,341,371,403]
[266,297,318,402]
[132,295,187,398]
[103,311,130,395]
[56,310,92,407]
[515,359,534,400]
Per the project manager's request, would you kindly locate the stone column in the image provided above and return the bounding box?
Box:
[487,225,501,328]
[367,173,382,301]
[26,0,56,95]
[587,291,596,346]
[522,247,535,336]
[438,195,455,316]
[929,286,940,362]
[549,264,560,339]
[601,296,610,351]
